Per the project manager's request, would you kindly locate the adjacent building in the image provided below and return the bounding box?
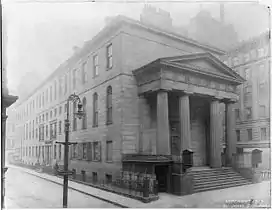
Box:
[221,31,270,169]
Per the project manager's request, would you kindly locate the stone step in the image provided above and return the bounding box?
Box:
[193,182,252,193]
[189,169,234,175]
[194,178,250,188]
[192,172,241,179]
[194,176,247,184]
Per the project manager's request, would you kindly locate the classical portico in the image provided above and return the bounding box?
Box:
[133,53,245,170]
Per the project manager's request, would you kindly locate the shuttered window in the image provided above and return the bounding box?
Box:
[87,142,92,161]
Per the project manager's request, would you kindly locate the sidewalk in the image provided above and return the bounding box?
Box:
[9,164,271,208]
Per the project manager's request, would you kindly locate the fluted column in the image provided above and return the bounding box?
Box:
[210,100,222,168]
[156,90,170,155]
[179,92,191,152]
[225,101,237,166]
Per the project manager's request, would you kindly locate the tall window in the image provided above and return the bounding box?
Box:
[46,89,48,104]
[82,97,87,129]
[59,144,62,160]
[106,44,113,69]
[46,113,49,121]
[82,143,87,160]
[93,141,101,161]
[106,86,113,124]
[46,125,48,138]
[26,123,28,140]
[82,62,87,84]
[93,93,98,127]
[261,127,267,141]
[59,121,62,134]
[50,86,53,102]
[106,140,113,162]
[73,69,77,89]
[72,144,77,159]
[64,74,68,94]
[54,80,57,100]
[235,109,240,121]
[54,108,57,117]
[247,129,253,141]
[42,92,45,107]
[259,105,266,118]
[244,68,251,80]
[236,130,240,142]
[59,77,63,97]
[73,101,77,131]
[245,107,252,120]
[93,55,98,77]
[59,106,62,115]
[54,145,57,159]
[29,122,31,139]
[32,120,35,138]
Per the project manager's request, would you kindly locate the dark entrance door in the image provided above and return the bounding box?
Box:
[155,165,168,192]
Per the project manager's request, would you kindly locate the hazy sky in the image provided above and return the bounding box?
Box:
[3,0,270,95]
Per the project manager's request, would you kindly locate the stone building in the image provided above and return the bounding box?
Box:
[10,15,248,194]
[220,31,270,169]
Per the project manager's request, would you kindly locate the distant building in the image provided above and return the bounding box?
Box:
[186,4,238,50]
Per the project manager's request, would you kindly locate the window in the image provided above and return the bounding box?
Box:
[46,125,48,138]
[59,106,62,115]
[29,122,32,139]
[259,105,266,118]
[93,141,101,161]
[233,57,239,66]
[50,110,53,119]
[73,69,77,89]
[42,114,45,122]
[244,68,251,80]
[245,107,252,120]
[72,144,77,159]
[93,55,99,77]
[244,53,250,62]
[64,104,67,113]
[64,74,68,94]
[50,86,53,102]
[54,81,57,100]
[236,130,240,142]
[261,128,267,141]
[59,77,63,97]
[106,86,113,125]
[54,108,57,117]
[46,89,49,104]
[247,129,253,141]
[59,121,62,134]
[59,144,62,160]
[32,120,35,138]
[73,101,77,131]
[87,142,92,161]
[82,62,87,84]
[106,141,113,162]
[258,48,264,58]
[42,92,45,107]
[82,143,87,160]
[93,93,98,127]
[36,128,38,138]
[244,84,252,94]
[26,124,28,140]
[106,44,113,69]
[54,145,57,159]
[46,113,48,121]
[82,97,87,129]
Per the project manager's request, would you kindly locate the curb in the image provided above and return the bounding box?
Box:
[10,165,128,208]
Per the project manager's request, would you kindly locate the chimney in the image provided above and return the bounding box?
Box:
[220,3,225,23]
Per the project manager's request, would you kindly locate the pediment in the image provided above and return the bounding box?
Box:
[161,53,245,84]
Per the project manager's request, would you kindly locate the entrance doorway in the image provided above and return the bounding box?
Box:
[155,165,168,192]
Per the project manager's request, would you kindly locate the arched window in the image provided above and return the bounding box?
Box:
[106,86,113,124]
[82,97,87,129]
[93,93,98,127]
[73,101,77,131]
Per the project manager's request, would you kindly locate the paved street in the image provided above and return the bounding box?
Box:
[5,168,118,208]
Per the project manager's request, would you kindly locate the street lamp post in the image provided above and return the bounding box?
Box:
[56,93,84,208]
